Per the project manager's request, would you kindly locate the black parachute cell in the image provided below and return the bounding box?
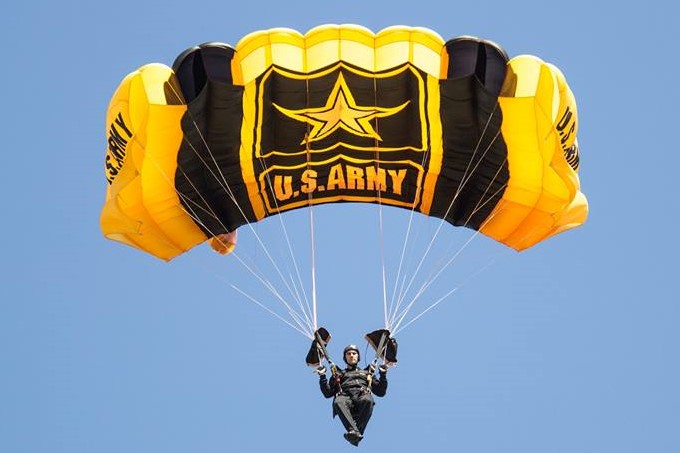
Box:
[435,38,510,229]
[443,36,508,95]
[173,43,236,102]
[172,43,250,239]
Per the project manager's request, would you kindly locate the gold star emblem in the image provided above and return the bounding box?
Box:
[273,72,409,144]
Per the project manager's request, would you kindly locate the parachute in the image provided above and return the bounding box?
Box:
[101,24,588,261]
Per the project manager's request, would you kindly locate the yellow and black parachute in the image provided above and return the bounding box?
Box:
[101,25,588,260]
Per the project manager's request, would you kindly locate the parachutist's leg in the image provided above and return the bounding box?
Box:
[353,393,375,434]
[333,395,360,433]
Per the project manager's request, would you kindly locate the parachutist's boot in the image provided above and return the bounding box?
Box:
[344,430,363,446]
[343,431,353,445]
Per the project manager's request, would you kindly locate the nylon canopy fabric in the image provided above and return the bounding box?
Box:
[101,24,587,260]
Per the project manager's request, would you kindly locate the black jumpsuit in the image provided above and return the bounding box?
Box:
[319,365,387,435]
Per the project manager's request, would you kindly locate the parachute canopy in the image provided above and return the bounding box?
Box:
[101,24,588,260]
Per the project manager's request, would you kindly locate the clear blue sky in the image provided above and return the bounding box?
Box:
[2,1,678,452]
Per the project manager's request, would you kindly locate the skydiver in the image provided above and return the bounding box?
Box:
[315,345,390,446]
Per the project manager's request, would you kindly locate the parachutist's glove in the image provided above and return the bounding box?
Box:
[379,364,389,374]
[314,365,327,375]
[368,363,376,374]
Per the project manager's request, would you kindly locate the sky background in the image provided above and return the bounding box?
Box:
[2,1,678,452]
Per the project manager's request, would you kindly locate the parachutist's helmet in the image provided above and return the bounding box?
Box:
[343,345,360,363]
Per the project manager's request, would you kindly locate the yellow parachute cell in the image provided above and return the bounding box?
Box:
[100,64,206,260]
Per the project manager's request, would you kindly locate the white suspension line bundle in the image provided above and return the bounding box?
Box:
[385,104,507,333]
[142,83,320,339]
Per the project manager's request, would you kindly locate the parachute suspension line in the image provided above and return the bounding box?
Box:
[254,138,315,331]
[393,287,459,335]
[394,244,504,335]
[388,157,507,324]
[307,139,319,331]
[391,216,490,330]
[449,107,500,209]
[392,208,506,334]
[178,111,312,332]
[231,254,313,336]
[372,73,389,328]
[467,157,509,219]
[387,207,412,315]
[395,189,553,335]
[163,82,312,333]
[403,169,509,310]
[166,82,311,331]
[388,105,501,326]
[230,284,314,339]
[217,252,313,337]
[182,132,310,320]
[389,178,507,329]
[393,265,413,327]
[304,76,319,331]
[391,231,478,330]
[143,156,313,337]
[173,164,312,336]
[387,110,433,331]
[378,192,389,328]
[131,187,312,338]
[243,60,314,326]
[256,162,314,324]
[388,182,432,331]
[391,181,509,332]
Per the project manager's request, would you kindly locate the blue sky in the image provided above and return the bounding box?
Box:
[2,1,678,452]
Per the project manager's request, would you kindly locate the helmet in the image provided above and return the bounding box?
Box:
[343,344,360,363]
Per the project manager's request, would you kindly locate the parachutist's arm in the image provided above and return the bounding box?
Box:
[319,373,337,398]
[371,370,388,397]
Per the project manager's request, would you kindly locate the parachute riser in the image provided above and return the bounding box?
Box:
[370,331,389,367]
[315,330,338,376]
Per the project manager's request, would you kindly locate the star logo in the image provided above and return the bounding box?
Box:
[273,72,409,144]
